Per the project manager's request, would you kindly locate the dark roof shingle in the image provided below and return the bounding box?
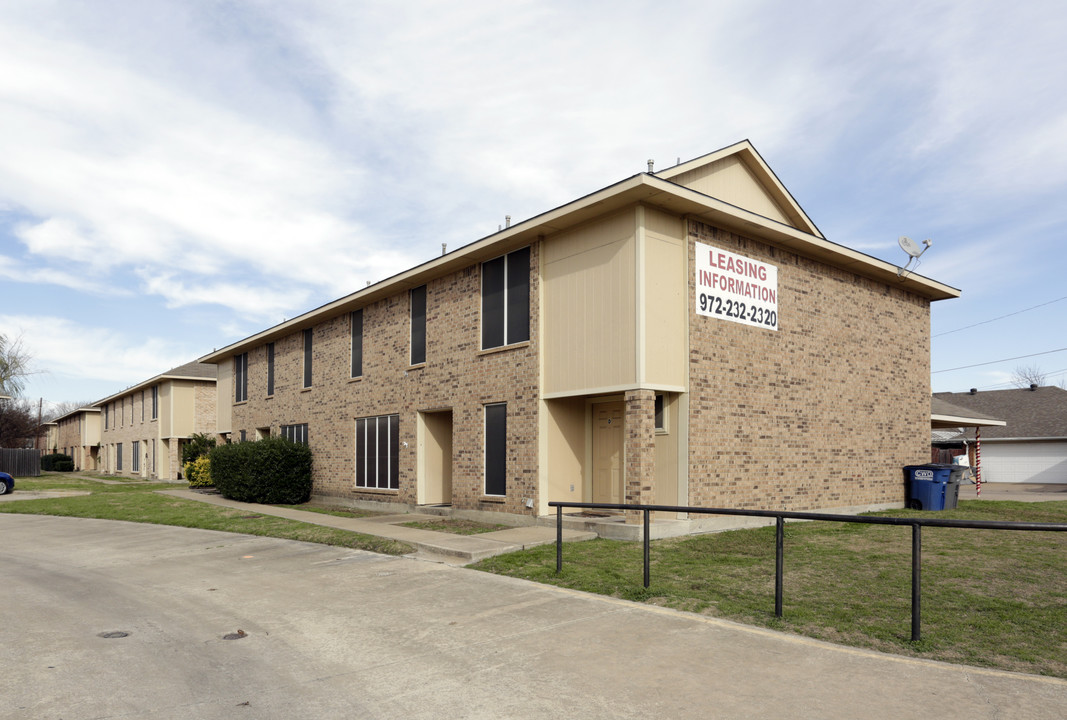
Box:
[932,386,1067,439]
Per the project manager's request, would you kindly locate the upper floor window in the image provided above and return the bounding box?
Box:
[481,246,530,349]
[104,405,109,429]
[303,329,313,388]
[351,310,363,378]
[151,386,158,420]
[235,352,248,403]
[410,286,426,365]
[141,391,145,422]
[266,343,275,396]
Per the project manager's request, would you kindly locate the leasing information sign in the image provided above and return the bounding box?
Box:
[695,242,778,331]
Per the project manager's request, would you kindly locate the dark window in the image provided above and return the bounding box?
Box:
[132,440,140,472]
[239,430,246,443]
[355,415,400,490]
[105,405,109,429]
[481,246,530,349]
[152,439,156,474]
[484,403,507,496]
[151,386,158,420]
[116,443,123,471]
[654,394,665,431]
[410,286,426,365]
[281,423,308,445]
[235,353,248,402]
[266,343,275,396]
[350,310,363,378]
[303,329,313,388]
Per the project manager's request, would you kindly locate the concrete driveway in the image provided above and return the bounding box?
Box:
[3,514,1065,719]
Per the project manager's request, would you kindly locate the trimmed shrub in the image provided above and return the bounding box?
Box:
[41,453,73,472]
[54,460,74,472]
[185,455,213,488]
[209,436,312,504]
[181,432,216,466]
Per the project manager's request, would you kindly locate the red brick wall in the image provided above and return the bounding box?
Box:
[687,220,930,511]
[230,244,541,517]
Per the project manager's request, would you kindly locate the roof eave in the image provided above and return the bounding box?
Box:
[200,173,959,364]
[931,413,1007,428]
[92,374,217,408]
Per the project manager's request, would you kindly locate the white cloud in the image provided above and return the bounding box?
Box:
[0,314,198,390]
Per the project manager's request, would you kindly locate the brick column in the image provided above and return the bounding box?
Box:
[624,389,656,523]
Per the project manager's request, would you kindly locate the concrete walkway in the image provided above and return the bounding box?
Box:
[3,513,1065,720]
[159,488,596,564]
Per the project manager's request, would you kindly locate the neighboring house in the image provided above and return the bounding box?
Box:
[200,140,959,526]
[94,361,217,480]
[52,407,102,470]
[932,386,1067,484]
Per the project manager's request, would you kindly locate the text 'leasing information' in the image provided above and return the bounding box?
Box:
[695,243,778,331]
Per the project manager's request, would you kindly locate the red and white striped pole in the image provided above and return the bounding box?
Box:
[975,427,982,497]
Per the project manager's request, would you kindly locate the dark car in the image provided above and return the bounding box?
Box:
[0,471,14,495]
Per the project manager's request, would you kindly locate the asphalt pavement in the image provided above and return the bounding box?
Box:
[3,513,1066,719]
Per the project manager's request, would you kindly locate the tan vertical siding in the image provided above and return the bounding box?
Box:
[543,209,637,394]
[671,155,793,226]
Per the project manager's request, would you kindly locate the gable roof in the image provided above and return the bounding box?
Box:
[200,141,959,364]
[654,140,823,238]
[933,387,1067,440]
[931,396,1006,429]
[92,361,217,407]
[51,406,102,424]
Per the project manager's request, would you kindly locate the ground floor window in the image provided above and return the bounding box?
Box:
[281,423,308,445]
[132,440,140,472]
[355,415,399,490]
[116,443,123,471]
[484,403,506,496]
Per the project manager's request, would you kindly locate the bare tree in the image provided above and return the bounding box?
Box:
[0,333,35,398]
[45,400,96,423]
[1010,364,1047,388]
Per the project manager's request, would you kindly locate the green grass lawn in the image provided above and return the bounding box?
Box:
[6,474,1065,677]
[472,500,1067,678]
[1,474,414,556]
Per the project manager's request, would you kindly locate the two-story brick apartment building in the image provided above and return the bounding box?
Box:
[95,361,217,480]
[200,141,959,527]
[52,407,101,471]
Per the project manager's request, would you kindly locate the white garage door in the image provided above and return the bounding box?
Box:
[980,442,1067,484]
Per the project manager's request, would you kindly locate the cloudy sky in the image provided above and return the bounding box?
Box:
[2,0,1066,409]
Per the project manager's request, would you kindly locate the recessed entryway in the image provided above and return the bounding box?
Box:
[592,401,624,504]
[417,410,453,505]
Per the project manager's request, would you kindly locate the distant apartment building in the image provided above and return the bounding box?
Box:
[95,361,217,480]
[52,407,102,470]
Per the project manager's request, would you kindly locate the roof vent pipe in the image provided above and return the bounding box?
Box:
[1030,384,1038,391]
[441,243,447,256]
[969,388,978,394]
[647,159,654,173]
[505,215,511,228]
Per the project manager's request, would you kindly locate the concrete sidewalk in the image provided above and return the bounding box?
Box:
[3,513,1065,720]
[159,488,596,564]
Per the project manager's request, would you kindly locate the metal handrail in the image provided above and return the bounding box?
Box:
[550,501,1067,641]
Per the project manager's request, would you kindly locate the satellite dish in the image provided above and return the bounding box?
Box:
[898,236,923,258]
[897,236,932,277]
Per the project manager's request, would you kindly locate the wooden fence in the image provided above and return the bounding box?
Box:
[0,448,40,476]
